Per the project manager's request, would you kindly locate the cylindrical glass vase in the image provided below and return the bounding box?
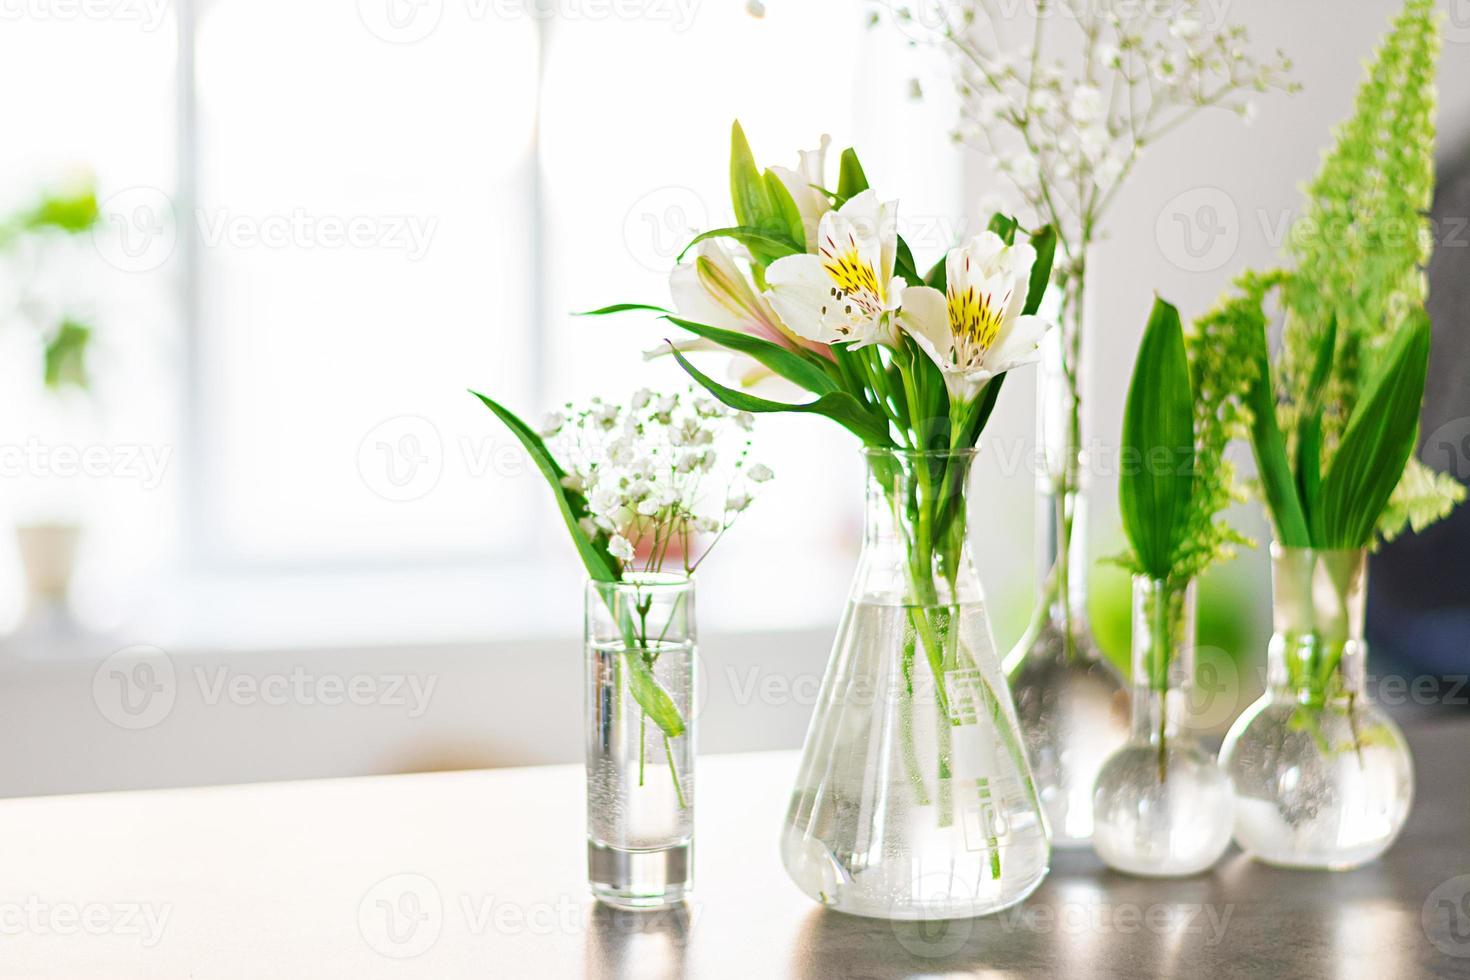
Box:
[1219,545,1413,869]
[1006,319,1129,848]
[1092,577,1233,876]
[780,449,1049,920]
[585,573,695,909]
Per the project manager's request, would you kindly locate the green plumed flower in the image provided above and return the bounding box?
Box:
[1192,0,1463,549]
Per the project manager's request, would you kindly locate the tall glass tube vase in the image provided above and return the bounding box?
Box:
[1092,577,1233,876]
[780,449,1049,920]
[584,574,695,909]
[1219,546,1413,869]
[1005,308,1129,848]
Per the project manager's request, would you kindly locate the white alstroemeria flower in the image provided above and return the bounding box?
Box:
[898,231,1053,404]
[770,134,833,252]
[765,190,905,349]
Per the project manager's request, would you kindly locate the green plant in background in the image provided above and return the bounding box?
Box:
[1191,0,1462,728]
[0,184,101,392]
[1114,298,1249,773]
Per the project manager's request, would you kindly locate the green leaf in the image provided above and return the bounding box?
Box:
[987,212,1019,244]
[663,315,836,395]
[763,170,807,249]
[1295,313,1336,524]
[43,319,90,390]
[1314,312,1433,548]
[470,390,618,583]
[836,147,869,201]
[670,347,892,446]
[895,236,923,288]
[578,303,671,317]
[675,226,801,264]
[1120,298,1196,580]
[923,254,947,291]
[471,390,684,738]
[729,121,767,231]
[26,189,99,233]
[1241,316,1312,547]
[1022,225,1057,317]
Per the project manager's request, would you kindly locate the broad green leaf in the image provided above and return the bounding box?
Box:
[578,303,671,317]
[763,170,807,249]
[675,226,801,264]
[987,212,1019,244]
[1242,322,1311,547]
[471,390,684,737]
[670,348,892,446]
[923,254,947,291]
[837,147,869,200]
[895,236,923,288]
[663,315,837,395]
[1022,225,1057,317]
[471,390,618,583]
[1314,312,1433,548]
[1120,298,1196,580]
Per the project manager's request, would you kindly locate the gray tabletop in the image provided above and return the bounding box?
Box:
[3,720,1468,978]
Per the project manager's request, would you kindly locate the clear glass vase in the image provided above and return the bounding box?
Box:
[1005,320,1129,848]
[1219,545,1413,869]
[585,573,695,909]
[780,448,1049,920]
[1092,577,1234,876]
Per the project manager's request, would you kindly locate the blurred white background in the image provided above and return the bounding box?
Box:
[0,0,1465,796]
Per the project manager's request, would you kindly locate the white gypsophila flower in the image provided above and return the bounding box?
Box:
[631,388,652,410]
[727,490,752,513]
[608,535,635,562]
[578,517,598,538]
[636,498,662,517]
[559,473,585,494]
[1068,84,1105,124]
[747,463,774,483]
[538,411,565,437]
[675,451,701,474]
[734,412,755,432]
[697,517,722,534]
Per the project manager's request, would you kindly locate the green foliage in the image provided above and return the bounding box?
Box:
[1120,298,1251,585]
[728,121,807,265]
[1191,0,1462,547]
[470,390,684,738]
[1120,299,1196,581]
[43,319,91,390]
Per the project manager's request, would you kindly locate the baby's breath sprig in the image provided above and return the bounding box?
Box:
[538,387,771,577]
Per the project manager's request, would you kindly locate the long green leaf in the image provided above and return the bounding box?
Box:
[471,390,684,737]
[1023,225,1057,317]
[471,391,618,582]
[578,303,671,317]
[729,121,767,232]
[764,170,807,249]
[670,348,891,446]
[1120,298,1196,579]
[663,316,836,395]
[1296,313,1337,525]
[895,236,923,288]
[1242,322,1312,547]
[1314,312,1433,548]
[675,226,802,264]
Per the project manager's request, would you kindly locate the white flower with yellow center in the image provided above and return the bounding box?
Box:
[764,190,904,349]
[898,231,1052,404]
